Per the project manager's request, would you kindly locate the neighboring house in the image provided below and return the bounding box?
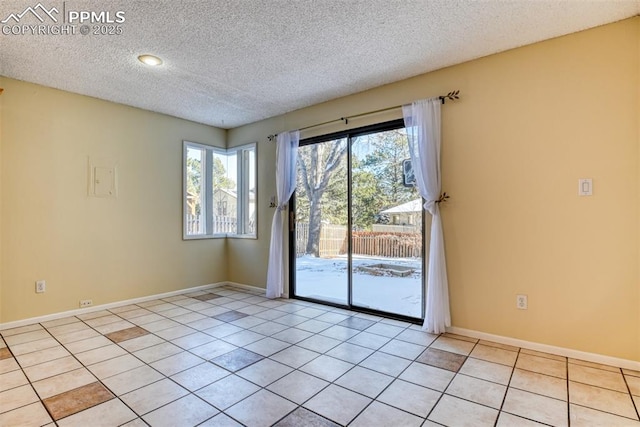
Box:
[213,188,256,219]
[374,198,423,232]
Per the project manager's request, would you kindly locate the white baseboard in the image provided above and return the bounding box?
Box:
[0,282,228,331]
[447,326,640,371]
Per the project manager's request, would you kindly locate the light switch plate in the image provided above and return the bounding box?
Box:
[578,178,592,196]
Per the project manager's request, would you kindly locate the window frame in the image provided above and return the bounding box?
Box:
[182,140,257,240]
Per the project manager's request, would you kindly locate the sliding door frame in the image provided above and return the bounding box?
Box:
[288,119,426,324]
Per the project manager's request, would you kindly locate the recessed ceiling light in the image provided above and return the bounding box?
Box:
[138,54,163,66]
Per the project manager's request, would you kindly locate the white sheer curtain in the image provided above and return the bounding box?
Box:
[266,130,300,299]
[402,98,451,334]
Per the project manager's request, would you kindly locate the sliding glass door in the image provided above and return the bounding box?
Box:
[291,121,424,320]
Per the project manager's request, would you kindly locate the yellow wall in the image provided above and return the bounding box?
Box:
[228,18,640,360]
[0,78,228,322]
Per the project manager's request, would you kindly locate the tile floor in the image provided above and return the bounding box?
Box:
[1,286,639,426]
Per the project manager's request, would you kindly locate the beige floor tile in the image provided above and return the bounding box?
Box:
[570,403,640,426]
[0,357,20,375]
[128,313,165,325]
[569,358,620,372]
[132,342,182,364]
[101,365,164,396]
[32,368,96,399]
[75,344,128,365]
[244,337,291,357]
[347,333,391,351]
[0,401,52,426]
[221,330,265,347]
[470,344,518,366]
[236,358,293,387]
[395,329,437,347]
[47,322,91,337]
[379,339,425,360]
[120,418,150,427]
[627,375,640,396]
[155,325,198,340]
[267,370,329,404]
[503,388,568,426]
[569,363,627,392]
[64,336,112,354]
[226,389,297,427]
[478,340,519,352]
[1,324,43,337]
[303,384,371,425]
[299,355,353,382]
[141,318,182,333]
[516,353,566,379]
[623,369,640,377]
[428,394,498,427]
[569,381,638,419]
[9,337,60,355]
[170,362,229,391]
[377,379,441,417]
[496,412,547,426]
[520,348,567,362]
[459,357,513,385]
[77,310,112,321]
[84,314,122,327]
[196,374,261,410]
[510,368,568,400]
[442,333,478,343]
[0,384,39,414]
[150,351,204,376]
[334,366,393,398]
[120,378,189,415]
[399,361,455,391]
[117,333,165,352]
[272,327,315,344]
[55,329,101,345]
[446,373,507,409]
[171,312,208,324]
[24,355,82,382]
[14,346,70,367]
[351,401,423,427]
[87,354,145,379]
[115,308,153,320]
[430,336,476,355]
[0,369,29,392]
[170,331,216,350]
[4,329,51,346]
[93,320,136,335]
[108,304,141,314]
[361,351,411,377]
[270,345,320,368]
[142,394,218,427]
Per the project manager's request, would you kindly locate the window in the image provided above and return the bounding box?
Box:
[183,141,256,239]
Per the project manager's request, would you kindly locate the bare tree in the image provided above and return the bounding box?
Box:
[298,139,348,256]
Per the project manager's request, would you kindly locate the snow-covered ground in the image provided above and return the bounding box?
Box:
[294,254,423,318]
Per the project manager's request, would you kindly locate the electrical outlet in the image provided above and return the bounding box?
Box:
[516,294,528,310]
[79,299,93,308]
[35,280,46,293]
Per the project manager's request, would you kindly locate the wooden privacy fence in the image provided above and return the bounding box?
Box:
[296,223,422,258]
[351,231,422,258]
[295,223,347,257]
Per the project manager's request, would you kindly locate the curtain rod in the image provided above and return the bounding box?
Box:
[267,90,460,141]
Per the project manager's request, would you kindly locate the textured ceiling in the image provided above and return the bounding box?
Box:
[1,1,638,128]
